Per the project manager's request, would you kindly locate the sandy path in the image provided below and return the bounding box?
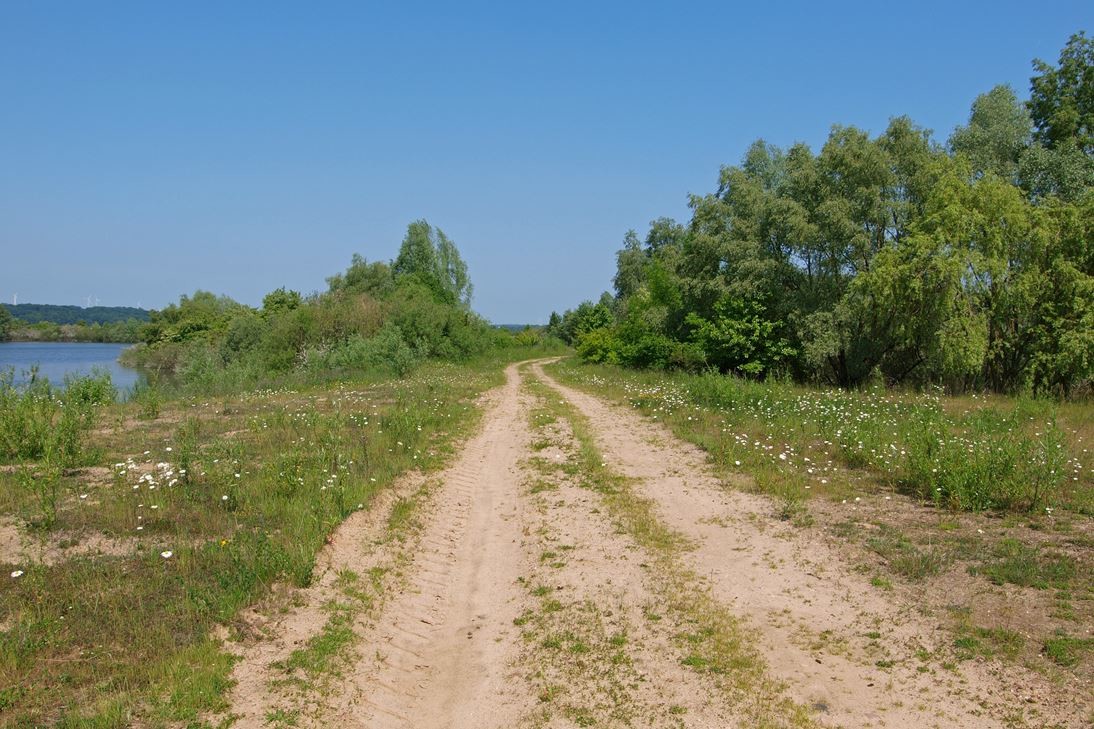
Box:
[223,358,1081,728]
[224,362,536,728]
[517,376,739,727]
[334,362,533,728]
[532,362,1080,729]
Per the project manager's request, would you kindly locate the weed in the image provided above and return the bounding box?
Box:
[971,539,1076,590]
[953,625,1025,661]
[1043,631,1094,667]
[866,526,950,580]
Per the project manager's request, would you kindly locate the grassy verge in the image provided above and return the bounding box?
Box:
[546,360,1092,515]
[261,480,432,724]
[522,368,815,728]
[0,353,526,727]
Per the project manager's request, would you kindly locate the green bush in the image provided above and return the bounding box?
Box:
[0,370,106,467]
[305,324,420,377]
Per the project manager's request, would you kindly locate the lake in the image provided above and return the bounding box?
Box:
[0,342,143,393]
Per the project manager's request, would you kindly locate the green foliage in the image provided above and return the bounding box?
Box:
[0,369,112,467]
[392,220,473,307]
[950,85,1032,180]
[547,295,615,345]
[140,290,248,346]
[0,303,149,326]
[5,318,145,343]
[123,219,510,392]
[685,298,794,376]
[262,287,303,316]
[1028,31,1094,154]
[326,254,394,298]
[559,35,1092,397]
[304,323,420,377]
[0,305,12,341]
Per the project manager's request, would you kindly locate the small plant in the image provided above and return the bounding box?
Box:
[18,461,62,531]
[972,539,1075,590]
[953,625,1025,661]
[1043,631,1093,667]
[132,381,162,420]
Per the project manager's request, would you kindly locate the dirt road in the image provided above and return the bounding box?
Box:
[222,360,1086,728]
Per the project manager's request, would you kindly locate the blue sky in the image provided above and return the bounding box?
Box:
[1,2,1089,323]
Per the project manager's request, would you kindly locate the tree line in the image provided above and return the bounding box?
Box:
[548,32,1093,397]
[0,305,148,343]
[0,304,149,326]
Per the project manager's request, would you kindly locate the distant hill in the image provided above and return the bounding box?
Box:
[494,324,542,332]
[1,303,150,325]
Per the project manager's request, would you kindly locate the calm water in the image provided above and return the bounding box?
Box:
[0,342,142,393]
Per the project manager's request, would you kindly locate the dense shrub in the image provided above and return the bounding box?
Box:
[0,369,112,466]
[124,220,525,392]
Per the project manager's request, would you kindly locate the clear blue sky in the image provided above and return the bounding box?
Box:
[1,2,1089,323]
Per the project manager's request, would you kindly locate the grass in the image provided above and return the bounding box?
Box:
[952,624,1026,662]
[546,360,1092,515]
[865,526,951,581]
[522,368,815,728]
[0,369,113,479]
[0,351,539,727]
[1043,631,1094,667]
[971,539,1077,590]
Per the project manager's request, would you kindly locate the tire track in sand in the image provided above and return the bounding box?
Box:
[326,361,535,728]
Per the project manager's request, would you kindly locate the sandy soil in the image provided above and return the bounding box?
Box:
[532,361,1089,729]
[0,515,145,566]
[214,360,1089,728]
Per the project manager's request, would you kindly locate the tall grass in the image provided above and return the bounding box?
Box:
[551,361,1091,514]
[0,369,114,468]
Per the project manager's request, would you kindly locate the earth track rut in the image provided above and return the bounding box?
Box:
[321,362,533,728]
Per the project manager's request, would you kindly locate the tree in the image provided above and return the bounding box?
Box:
[434,228,473,307]
[142,291,247,344]
[327,254,394,298]
[0,305,13,341]
[1028,32,1094,154]
[950,85,1032,180]
[565,36,1092,395]
[1019,141,1094,201]
[262,287,302,317]
[613,230,646,300]
[393,220,473,306]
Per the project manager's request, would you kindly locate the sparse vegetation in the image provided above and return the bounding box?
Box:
[522,368,816,727]
[0,339,550,725]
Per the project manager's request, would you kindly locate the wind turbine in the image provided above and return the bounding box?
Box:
[11,293,16,305]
